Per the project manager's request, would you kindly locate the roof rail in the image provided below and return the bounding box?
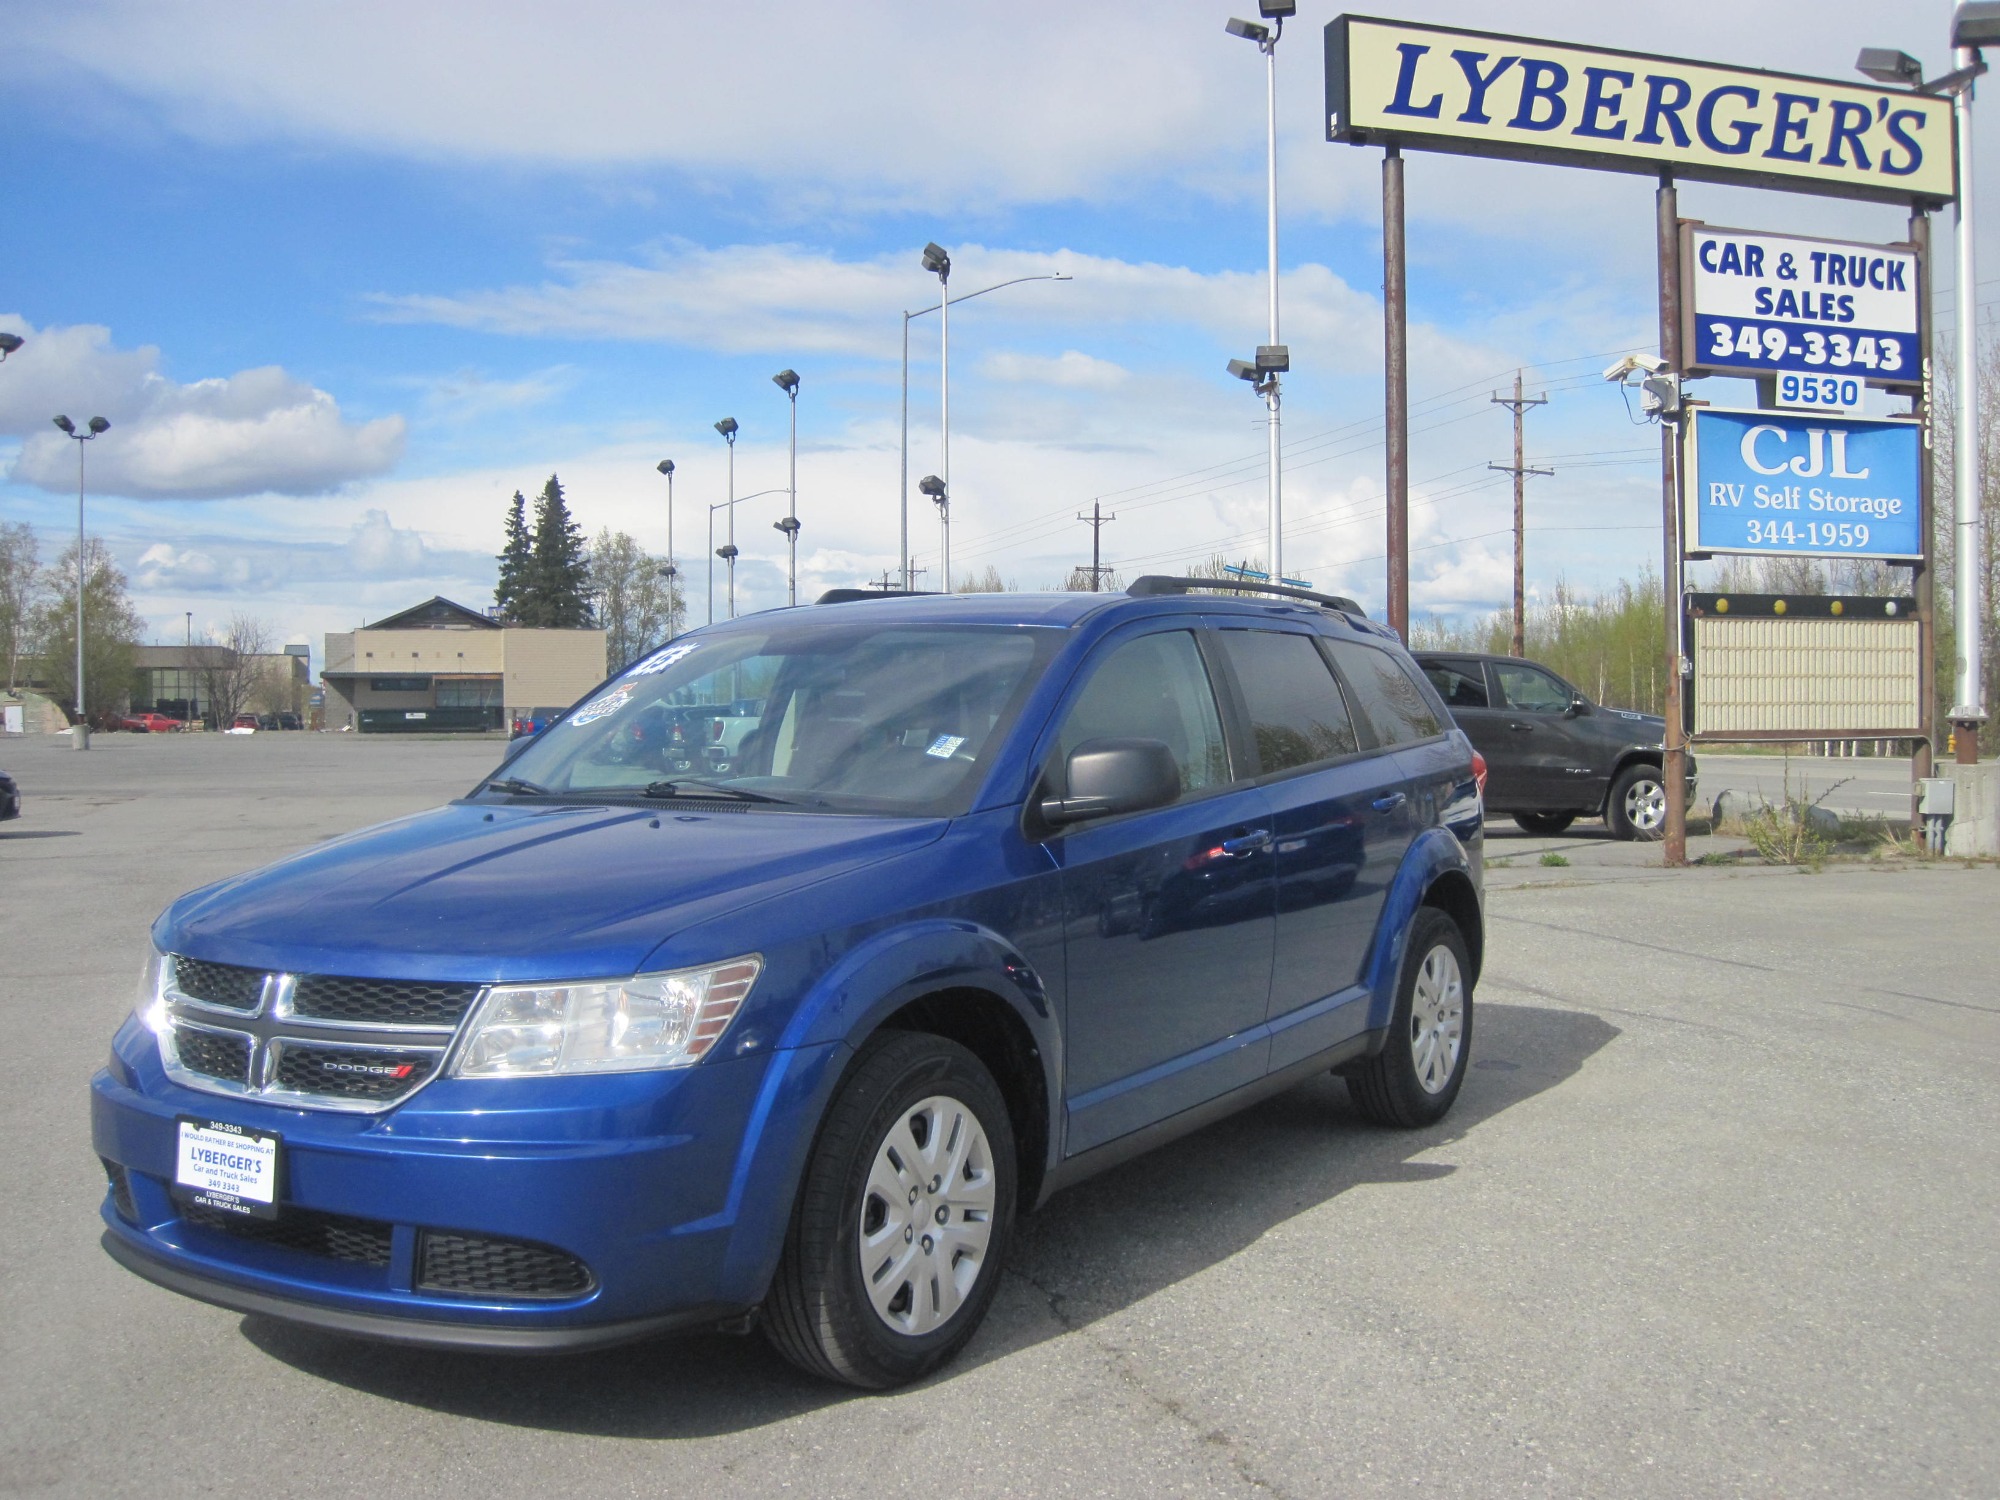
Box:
[815,588,938,605]
[1126,574,1366,615]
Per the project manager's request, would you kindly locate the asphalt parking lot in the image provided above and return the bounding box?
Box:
[3,732,1997,1498]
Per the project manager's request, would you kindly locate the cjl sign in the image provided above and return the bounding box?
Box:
[1682,225,1918,389]
[1686,409,1922,560]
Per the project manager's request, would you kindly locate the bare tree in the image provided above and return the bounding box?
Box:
[191,614,275,727]
[588,529,683,672]
[957,566,1018,593]
[0,521,43,691]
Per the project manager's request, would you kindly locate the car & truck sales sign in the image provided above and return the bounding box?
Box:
[1686,409,1922,561]
[1682,226,1918,397]
[1324,16,1955,206]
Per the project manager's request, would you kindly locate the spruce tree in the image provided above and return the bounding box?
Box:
[521,473,593,627]
[494,490,531,621]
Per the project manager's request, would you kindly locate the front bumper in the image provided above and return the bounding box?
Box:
[92,1016,846,1349]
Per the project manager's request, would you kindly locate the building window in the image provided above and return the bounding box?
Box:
[369,676,430,692]
[435,677,503,709]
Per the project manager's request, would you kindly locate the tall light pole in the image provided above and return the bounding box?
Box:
[899,272,1070,590]
[53,415,109,744]
[655,459,678,639]
[772,370,801,606]
[920,244,953,590]
[714,418,739,619]
[919,475,949,589]
[1860,14,1995,762]
[1226,1,1294,586]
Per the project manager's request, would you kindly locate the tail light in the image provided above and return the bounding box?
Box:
[710,720,725,743]
[1471,750,1488,800]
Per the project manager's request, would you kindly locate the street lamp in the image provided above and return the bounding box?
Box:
[772,369,801,606]
[899,271,1071,589]
[705,489,789,625]
[1227,0,1294,586]
[1858,9,1997,762]
[919,474,949,590]
[0,332,22,362]
[922,244,952,590]
[714,418,738,621]
[52,414,110,745]
[655,459,678,639]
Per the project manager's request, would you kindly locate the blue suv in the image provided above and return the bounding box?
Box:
[92,579,1485,1388]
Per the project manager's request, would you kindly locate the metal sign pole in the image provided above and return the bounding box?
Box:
[1911,206,1936,819]
[1658,172,1689,867]
[1383,143,1409,640]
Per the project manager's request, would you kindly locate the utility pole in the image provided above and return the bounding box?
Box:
[1076,501,1117,591]
[1488,370,1550,659]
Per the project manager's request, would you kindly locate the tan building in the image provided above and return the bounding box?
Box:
[322,596,607,733]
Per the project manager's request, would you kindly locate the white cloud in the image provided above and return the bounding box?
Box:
[984,351,1129,390]
[0,320,404,500]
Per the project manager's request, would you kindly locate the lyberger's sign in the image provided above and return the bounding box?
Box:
[1325,16,1954,205]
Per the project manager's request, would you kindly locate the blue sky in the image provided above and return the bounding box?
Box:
[0,0,1975,666]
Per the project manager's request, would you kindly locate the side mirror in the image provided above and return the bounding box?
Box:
[1040,738,1181,827]
[1565,694,1588,717]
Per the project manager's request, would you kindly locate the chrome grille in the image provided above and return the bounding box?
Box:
[156,956,475,1113]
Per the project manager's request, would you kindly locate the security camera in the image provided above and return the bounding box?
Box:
[1603,353,1667,382]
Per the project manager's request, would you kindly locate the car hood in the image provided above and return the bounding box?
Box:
[157,801,948,981]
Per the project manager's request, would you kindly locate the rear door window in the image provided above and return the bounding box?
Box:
[1328,640,1444,745]
[1211,630,1360,775]
[1421,658,1489,709]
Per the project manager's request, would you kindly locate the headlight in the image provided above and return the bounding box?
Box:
[136,949,168,1033]
[451,955,762,1078]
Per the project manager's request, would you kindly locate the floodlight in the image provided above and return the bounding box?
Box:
[52,414,75,434]
[918,474,947,499]
[1227,358,1259,382]
[1955,1,2000,48]
[921,242,951,279]
[657,459,674,476]
[88,416,110,434]
[714,417,738,439]
[1225,18,1269,43]
[1856,47,1924,85]
[1256,344,1290,373]
[772,369,799,395]
[0,332,21,358]
[1258,0,1296,16]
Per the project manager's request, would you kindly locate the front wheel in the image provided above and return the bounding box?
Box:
[1343,907,1473,1128]
[1606,763,1667,841]
[763,1032,1016,1388]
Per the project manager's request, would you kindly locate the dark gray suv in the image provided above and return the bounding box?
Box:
[1414,652,1695,840]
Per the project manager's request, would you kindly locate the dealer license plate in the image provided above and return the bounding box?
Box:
[173,1117,283,1220]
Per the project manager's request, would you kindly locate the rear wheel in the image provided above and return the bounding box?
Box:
[1343,907,1473,1128]
[763,1032,1016,1389]
[1606,763,1667,841]
[1513,812,1575,835]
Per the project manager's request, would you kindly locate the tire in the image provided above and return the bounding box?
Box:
[1513,812,1575,835]
[763,1032,1016,1389]
[1344,907,1474,1128]
[1606,762,1667,841]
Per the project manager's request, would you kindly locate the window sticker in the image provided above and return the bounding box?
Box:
[925,734,967,759]
[569,687,632,727]
[627,642,702,677]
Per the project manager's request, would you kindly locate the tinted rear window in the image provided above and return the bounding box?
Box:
[1329,641,1444,745]
[1213,630,1359,774]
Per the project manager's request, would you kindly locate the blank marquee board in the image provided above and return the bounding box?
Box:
[1688,593,1921,740]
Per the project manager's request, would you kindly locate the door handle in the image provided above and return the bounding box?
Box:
[1219,829,1272,857]
[1371,792,1407,813]
[1507,722,1536,731]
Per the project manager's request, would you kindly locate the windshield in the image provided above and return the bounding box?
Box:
[486,622,1057,815]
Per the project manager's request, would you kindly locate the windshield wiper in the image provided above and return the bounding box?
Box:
[485,776,552,797]
[641,779,795,805]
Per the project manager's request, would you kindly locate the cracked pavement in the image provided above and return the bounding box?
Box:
[4,732,1996,1497]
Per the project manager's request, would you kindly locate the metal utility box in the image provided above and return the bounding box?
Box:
[1918,778,1955,817]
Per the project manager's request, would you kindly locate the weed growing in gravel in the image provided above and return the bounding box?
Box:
[1539,852,1570,867]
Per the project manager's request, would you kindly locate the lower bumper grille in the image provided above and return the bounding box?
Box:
[101,1159,137,1222]
[181,1201,394,1267]
[417,1231,593,1299]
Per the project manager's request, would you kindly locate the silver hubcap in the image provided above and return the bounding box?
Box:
[1409,945,1465,1095]
[1625,777,1666,831]
[857,1094,996,1337]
